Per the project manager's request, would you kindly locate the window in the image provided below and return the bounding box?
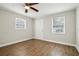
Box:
[15,18,26,29]
[52,16,65,34]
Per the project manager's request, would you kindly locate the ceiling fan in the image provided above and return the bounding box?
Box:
[24,3,39,13]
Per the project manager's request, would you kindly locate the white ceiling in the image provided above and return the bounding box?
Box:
[0,3,79,18]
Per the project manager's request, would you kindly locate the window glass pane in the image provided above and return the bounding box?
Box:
[52,16,65,34]
[15,18,26,29]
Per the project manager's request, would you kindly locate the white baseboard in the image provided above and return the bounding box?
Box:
[0,38,76,49]
[33,38,75,47]
[0,38,32,47]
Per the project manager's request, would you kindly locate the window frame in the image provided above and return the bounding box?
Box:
[52,16,65,34]
[15,18,26,30]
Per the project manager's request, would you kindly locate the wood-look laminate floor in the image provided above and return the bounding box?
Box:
[0,39,79,56]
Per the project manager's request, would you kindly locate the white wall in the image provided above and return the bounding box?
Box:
[34,19,43,39]
[0,9,33,46]
[76,6,79,52]
[34,10,76,46]
[0,9,76,47]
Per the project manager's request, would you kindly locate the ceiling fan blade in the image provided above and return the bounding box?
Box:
[25,9,28,13]
[25,3,29,6]
[25,3,38,6]
[29,3,39,6]
[30,7,39,12]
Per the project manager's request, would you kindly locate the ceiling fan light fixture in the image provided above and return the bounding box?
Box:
[24,6,30,9]
[24,3,39,13]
